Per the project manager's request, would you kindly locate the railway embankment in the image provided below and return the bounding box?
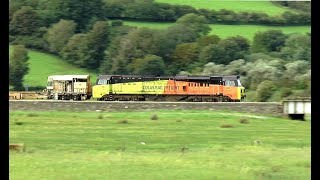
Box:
[9,100,283,115]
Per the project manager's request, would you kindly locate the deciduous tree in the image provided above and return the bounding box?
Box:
[9,45,29,90]
[44,19,76,54]
[130,54,165,75]
[176,13,210,36]
[280,33,311,61]
[9,6,40,36]
[86,21,111,69]
[251,30,287,53]
[60,33,90,67]
[171,42,200,70]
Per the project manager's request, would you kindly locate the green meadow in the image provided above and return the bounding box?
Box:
[10,110,310,180]
[9,46,97,89]
[208,24,310,40]
[155,0,297,15]
[124,21,311,41]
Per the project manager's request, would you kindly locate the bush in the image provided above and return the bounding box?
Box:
[117,120,129,124]
[151,114,158,120]
[181,146,188,153]
[280,88,293,98]
[116,145,126,151]
[239,118,250,124]
[220,124,235,128]
[111,20,123,27]
[256,80,276,102]
[15,121,24,125]
[27,113,38,117]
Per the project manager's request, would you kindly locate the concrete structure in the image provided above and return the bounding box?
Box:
[282,97,311,120]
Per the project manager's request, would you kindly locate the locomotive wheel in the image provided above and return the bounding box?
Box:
[81,95,87,101]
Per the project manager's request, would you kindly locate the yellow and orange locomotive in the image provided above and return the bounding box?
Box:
[92,75,246,102]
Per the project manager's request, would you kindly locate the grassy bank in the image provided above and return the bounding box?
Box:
[10,110,311,179]
[9,46,97,89]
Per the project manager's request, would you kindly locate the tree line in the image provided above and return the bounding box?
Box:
[9,0,311,32]
[104,0,311,25]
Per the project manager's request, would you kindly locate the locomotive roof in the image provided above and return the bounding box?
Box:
[97,75,240,80]
[48,75,90,80]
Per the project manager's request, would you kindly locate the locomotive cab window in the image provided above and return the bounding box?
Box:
[47,80,53,87]
[237,79,242,87]
[97,79,108,85]
[74,78,87,82]
[225,80,235,86]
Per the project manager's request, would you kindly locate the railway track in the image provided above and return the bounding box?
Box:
[9,99,277,103]
[9,100,283,115]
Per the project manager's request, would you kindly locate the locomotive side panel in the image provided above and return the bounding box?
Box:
[111,80,169,95]
[92,85,110,99]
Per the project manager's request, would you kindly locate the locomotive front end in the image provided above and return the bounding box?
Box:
[223,75,246,102]
[92,75,111,100]
[237,78,246,100]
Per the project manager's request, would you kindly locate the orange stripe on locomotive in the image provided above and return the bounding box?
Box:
[163,80,239,100]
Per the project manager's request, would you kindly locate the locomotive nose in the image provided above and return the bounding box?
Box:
[241,95,246,100]
[240,88,246,100]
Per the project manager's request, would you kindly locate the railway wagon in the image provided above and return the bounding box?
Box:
[46,75,92,100]
[92,75,246,102]
[9,91,48,100]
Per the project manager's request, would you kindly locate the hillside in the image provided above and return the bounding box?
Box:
[155,0,298,15]
[9,46,97,89]
[123,21,311,41]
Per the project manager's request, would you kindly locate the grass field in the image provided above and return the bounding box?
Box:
[155,0,297,15]
[124,21,311,41]
[10,110,310,179]
[9,46,97,89]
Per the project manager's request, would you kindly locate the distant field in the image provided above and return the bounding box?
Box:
[124,21,173,29]
[155,0,297,15]
[10,110,310,180]
[9,46,97,89]
[124,21,311,41]
[208,24,311,40]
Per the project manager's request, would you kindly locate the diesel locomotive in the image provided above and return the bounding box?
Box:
[92,75,246,102]
[10,74,246,101]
